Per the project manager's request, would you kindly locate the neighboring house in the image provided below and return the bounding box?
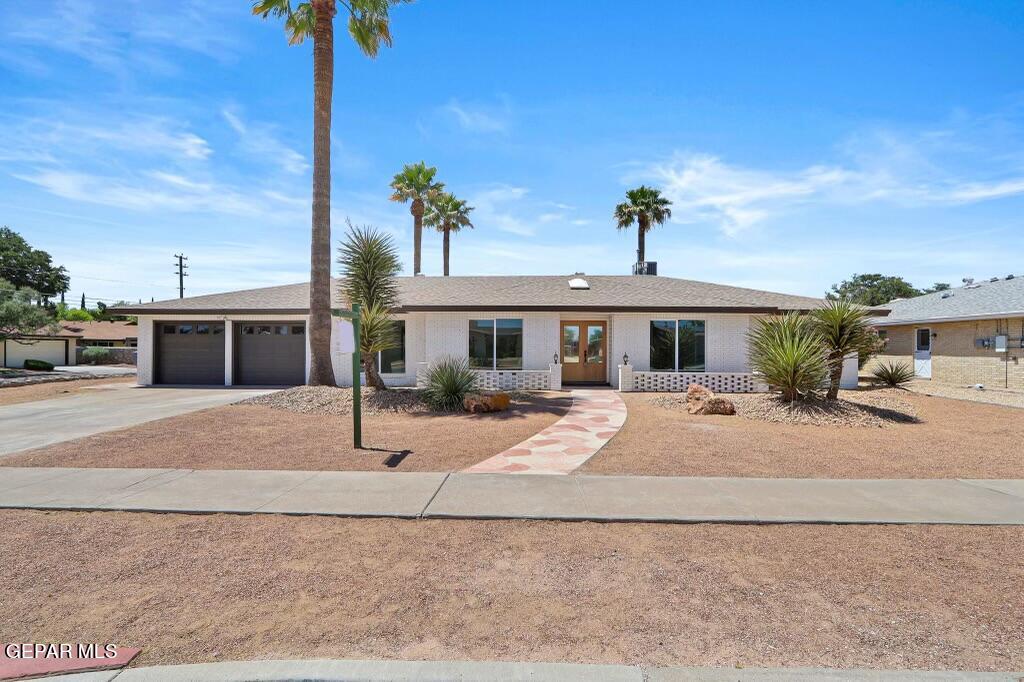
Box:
[112,274,839,391]
[870,275,1024,390]
[1,320,139,368]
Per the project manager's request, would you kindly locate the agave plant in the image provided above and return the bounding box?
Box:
[422,356,478,411]
[748,313,828,402]
[337,222,402,390]
[872,360,915,387]
[811,298,878,400]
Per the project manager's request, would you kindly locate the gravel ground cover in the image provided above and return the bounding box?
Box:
[905,379,1024,409]
[2,510,1021,671]
[651,389,919,427]
[0,376,136,407]
[582,390,1024,478]
[238,385,538,416]
[1,392,571,471]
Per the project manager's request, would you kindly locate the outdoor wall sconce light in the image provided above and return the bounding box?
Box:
[623,352,630,365]
[553,352,559,364]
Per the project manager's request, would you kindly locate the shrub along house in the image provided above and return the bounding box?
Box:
[112,274,834,391]
[870,274,1024,390]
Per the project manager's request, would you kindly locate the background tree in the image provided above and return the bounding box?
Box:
[614,186,672,265]
[253,0,408,386]
[827,273,939,306]
[923,282,951,293]
[0,227,69,301]
[0,279,58,343]
[56,305,94,322]
[337,223,402,390]
[389,161,444,276]
[424,192,474,276]
[811,298,878,400]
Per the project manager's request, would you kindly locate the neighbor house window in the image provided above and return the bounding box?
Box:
[379,320,406,374]
[89,341,115,347]
[469,318,523,370]
[649,320,706,372]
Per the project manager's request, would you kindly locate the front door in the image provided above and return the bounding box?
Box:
[561,321,607,384]
[914,327,932,379]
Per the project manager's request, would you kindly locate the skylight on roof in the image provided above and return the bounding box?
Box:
[568,276,589,290]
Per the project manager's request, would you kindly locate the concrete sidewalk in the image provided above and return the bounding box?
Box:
[2,468,1023,524]
[30,659,1024,681]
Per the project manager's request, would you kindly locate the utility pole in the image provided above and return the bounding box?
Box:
[174,253,189,299]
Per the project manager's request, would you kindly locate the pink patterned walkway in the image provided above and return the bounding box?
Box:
[464,389,628,475]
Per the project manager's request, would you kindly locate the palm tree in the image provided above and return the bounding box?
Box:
[811,298,878,400]
[337,223,402,390]
[424,192,474,276]
[614,185,673,266]
[389,162,444,276]
[253,0,407,385]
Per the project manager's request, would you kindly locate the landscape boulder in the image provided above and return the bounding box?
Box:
[463,391,511,414]
[685,384,736,416]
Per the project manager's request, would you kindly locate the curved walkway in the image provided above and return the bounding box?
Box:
[464,389,628,474]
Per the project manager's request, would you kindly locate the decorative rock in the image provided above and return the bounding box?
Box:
[463,391,511,413]
[685,384,736,416]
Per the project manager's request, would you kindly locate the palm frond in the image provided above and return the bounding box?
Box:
[614,185,672,231]
[337,221,402,310]
[748,313,828,402]
[424,192,475,233]
[389,161,444,203]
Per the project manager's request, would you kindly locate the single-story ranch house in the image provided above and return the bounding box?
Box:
[1,320,139,369]
[113,274,860,392]
[870,274,1023,390]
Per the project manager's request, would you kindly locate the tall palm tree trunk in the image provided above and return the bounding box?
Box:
[307,0,336,386]
[442,228,450,276]
[412,199,424,276]
[637,216,649,264]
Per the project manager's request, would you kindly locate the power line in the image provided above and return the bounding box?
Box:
[174,253,189,299]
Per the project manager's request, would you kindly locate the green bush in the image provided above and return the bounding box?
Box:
[422,356,478,411]
[81,347,111,364]
[872,360,915,387]
[748,313,828,402]
[23,359,55,371]
[58,307,94,322]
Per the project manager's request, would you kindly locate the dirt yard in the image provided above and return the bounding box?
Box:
[1,393,571,471]
[0,376,136,406]
[582,390,1024,478]
[1,510,1020,671]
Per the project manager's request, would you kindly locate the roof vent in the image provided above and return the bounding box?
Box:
[990,276,1000,282]
[941,292,953,299]
[568,275,589,290]
[1007,274,1015,280]
[962,277,974,285]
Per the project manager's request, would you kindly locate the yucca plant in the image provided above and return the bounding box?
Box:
[748,313,828,402]
[422,356,478,411]
[811,298,878,400]
[872,360,915,387]
[337,223,402,390]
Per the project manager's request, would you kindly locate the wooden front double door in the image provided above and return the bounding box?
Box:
[561,320,607,384]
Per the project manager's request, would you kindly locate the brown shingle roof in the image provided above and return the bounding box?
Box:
[58,321,139,341]
[112,275,826,314]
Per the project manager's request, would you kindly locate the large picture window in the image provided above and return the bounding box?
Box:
[469,318,523,370]
[379,320,406,374]
[649,320,706,372]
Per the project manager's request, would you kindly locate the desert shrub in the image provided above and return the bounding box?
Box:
[422,356,477,411]
[81,347,111,364]
[872,360,915,387]
[23,359,55,371]
[748,313,828,402]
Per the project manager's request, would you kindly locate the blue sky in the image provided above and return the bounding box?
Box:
[2,1,1023,304]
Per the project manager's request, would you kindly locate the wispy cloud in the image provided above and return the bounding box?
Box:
[439,98,511,135]
[222,108,308,175]
[467,184,534,236]
[628,117,1024,236]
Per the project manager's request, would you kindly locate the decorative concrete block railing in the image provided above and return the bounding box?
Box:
[417,363,562,391]
[619,365,767,393]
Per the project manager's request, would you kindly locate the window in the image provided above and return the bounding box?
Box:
[89,341,115,347]
[916,328,931,352]
[469,318,523,370]
[275,325,289,335]
[162,325,176,335]
[649,320,706,372]
[241,325,255,335]
[257,325,272,335]
[196,324,210,334]
[127,339,138,347]
[177,324,193,335]
[562,325,580,363]
[291,326,305,336]
[379,320,406,374]
[212,325,224,335]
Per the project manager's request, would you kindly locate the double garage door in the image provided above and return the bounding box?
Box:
[156,321,305,385]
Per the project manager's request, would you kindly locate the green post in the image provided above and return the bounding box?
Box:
[351,303,362,449]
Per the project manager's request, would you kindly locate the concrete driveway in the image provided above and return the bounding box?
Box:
[0,384,275,457]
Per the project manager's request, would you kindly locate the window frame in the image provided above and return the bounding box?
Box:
[468,318,524,371]
[377,319,406,375]
[649,319,707,373]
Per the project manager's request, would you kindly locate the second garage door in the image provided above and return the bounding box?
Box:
[235,323,306,385]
